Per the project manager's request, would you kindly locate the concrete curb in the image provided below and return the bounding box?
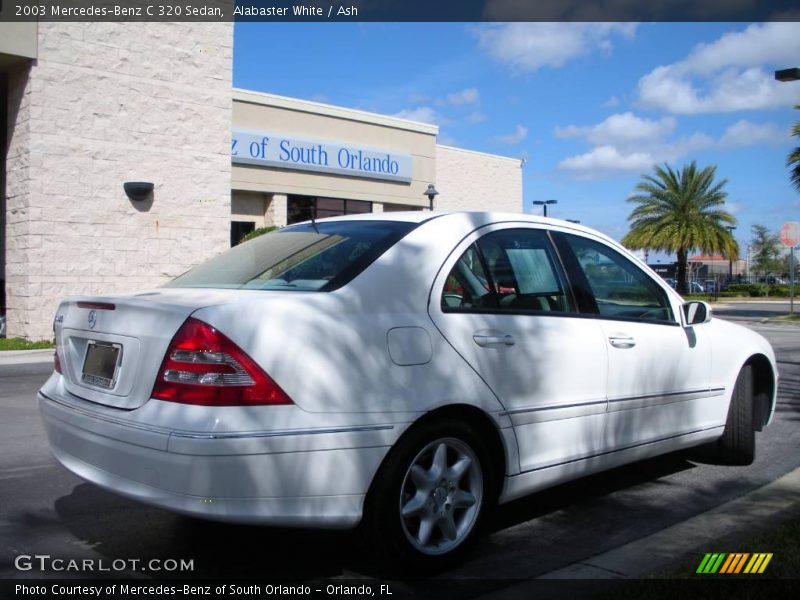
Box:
[0,349,55,365]
[481,466,800,593]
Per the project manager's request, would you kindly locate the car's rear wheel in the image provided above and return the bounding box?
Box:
[361,420,495,573]
[711,364,756,465]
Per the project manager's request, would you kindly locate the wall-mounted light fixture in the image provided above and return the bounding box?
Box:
[123,181,154,202]
[424,184,439,210]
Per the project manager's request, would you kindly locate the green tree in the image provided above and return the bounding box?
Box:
[622,162,738,295]
[789,105,800,193]
[750,224,783,277]
[239,225,278,244]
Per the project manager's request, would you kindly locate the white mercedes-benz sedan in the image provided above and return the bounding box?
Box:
[39,212,777,570]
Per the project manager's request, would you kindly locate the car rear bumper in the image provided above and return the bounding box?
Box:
[38,390,395,528]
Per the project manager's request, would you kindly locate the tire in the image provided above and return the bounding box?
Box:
[360,419,497,574]
[711,364,756,465]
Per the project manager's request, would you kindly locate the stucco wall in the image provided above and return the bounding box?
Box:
[232,90,438,208]
[434,145,522,213]
[5,23,232,339]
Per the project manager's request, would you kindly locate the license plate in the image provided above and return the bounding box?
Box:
[81,341,122,389]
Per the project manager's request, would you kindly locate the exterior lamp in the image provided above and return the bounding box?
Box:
[123,181,154,202]
[424,184,439,210]
[566,219,580,224]
[726,226,737,281]
[533,199,557,217]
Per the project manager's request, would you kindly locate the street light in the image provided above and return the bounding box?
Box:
[566,219,580,224]
[775,67,800,82]
[423,184,439,211]
[726,226,737,282]
[533,199,557,217]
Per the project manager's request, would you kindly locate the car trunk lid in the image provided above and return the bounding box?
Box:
[54,289,252,410]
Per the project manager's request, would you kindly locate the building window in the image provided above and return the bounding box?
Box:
[287,194,372,225]
[231,221,256,246]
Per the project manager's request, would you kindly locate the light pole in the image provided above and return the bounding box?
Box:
[746,245,751,279]
[775,67,800,82]
[726,226,737,282]
[423,184,439,211]
[775,67,799,311]
[533,199,557,217]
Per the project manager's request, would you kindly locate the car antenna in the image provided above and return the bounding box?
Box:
[310,208,319,234]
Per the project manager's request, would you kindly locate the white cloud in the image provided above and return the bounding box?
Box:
[604,95,621,108]
[718,120,788,148]
[555,112,677,145]
[558,146,654,173]
[407,92,431,104]
[637,22,800,114]
[491,124,529,145]
[392,106,446,126]
[555,112,715,178]
[473,22,637,73]
[467,111,487,124]
[559,132,715,178]
[437,133,459,147]
[445,88,480,106]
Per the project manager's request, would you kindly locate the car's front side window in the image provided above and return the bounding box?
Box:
[441,228,574,313]
[561,233,674,323]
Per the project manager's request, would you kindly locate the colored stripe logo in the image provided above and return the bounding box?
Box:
[696,553,773,574]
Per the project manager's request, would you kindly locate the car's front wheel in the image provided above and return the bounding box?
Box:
[361,420,496,573]
[711,364,756,465]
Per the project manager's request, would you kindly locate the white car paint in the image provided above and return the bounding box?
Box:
[38,211,778,557]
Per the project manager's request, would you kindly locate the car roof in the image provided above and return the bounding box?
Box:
[302,210,618,247]
[305,210,599,231]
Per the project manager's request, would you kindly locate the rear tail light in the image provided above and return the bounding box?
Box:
[152,318,293,406]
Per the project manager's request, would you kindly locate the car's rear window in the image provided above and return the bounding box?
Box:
[164,220,418,292]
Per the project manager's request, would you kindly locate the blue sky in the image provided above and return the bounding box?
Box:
[234,22,800,256]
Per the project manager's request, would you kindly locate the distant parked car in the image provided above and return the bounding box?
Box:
[687,281,705,293]
[663,277,677,289]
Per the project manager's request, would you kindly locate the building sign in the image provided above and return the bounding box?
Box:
[231,129,412,183]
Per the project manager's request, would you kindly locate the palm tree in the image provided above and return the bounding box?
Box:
[789,105,800,193]
[622,162,738,295]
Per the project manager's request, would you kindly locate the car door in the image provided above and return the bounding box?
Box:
[554,232,714,450]
[429,225,609,473]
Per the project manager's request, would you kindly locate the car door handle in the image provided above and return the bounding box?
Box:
[608,335,636,349]
[473,333,515,347]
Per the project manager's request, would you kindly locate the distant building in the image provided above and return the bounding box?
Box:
[688,255,745,278]
[1,21,523,339]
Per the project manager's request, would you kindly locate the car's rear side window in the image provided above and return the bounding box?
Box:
[442,228,575,313]
[165,220,417,292]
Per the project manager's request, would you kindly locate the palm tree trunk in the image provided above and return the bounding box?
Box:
[676,248,688,295]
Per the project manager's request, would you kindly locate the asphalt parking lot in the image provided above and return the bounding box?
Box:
[1,304,798,593]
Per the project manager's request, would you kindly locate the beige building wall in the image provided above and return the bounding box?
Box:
[232,90,437,217]
[435,145,522,213]
[5,23,233,340]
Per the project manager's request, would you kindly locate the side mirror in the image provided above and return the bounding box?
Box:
[683,301,712,326]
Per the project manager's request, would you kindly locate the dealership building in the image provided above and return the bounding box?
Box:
[1,21,523,340]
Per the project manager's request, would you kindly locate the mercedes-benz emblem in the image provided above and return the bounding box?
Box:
[88,310,97,330]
